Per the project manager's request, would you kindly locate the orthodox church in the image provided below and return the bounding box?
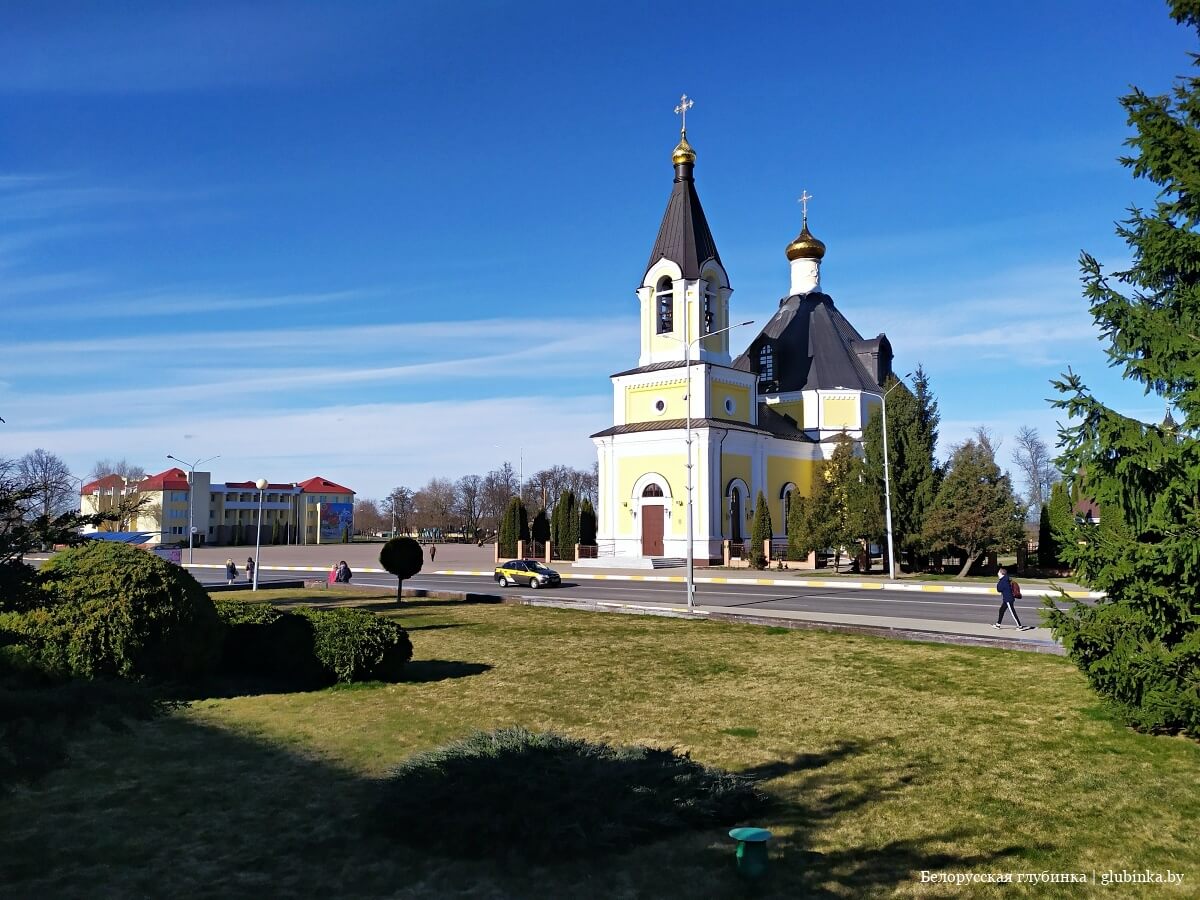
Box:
[591,106,893,562]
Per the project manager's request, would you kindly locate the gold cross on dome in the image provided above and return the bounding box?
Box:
[674,94,694,133]
[798,190,813,225]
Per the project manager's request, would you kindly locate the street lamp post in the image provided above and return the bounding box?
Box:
[664,310,754,610]
[166,453,219,566]
[853,374,911,580]
[253,478,267,591]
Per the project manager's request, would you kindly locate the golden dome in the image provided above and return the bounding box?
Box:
[672,132,696,165]
[785,222,826,261]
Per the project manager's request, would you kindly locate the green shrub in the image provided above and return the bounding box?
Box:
[8,542,222,681]
[292,607,412,683]
[214,600,329,689]
[0,561,40,613]
[213,600,412,686]
[369,727,768,861]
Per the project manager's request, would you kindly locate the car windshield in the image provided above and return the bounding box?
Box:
[527,561,552,572]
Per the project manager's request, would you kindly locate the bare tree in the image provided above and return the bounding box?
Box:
[89,458,147,482]
[354,498,386,535]
[18,449,74,519]
[456,474,483,539]
[481,463,518,533]
[415,477,457,534]
[1011,426,1059,518]
[383,486,415,535]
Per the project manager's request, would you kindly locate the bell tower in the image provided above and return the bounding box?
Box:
[636,95,732,367]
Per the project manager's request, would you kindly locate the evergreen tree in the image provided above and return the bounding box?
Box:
[845,451,884,573]
[863,366,941,571]
[1037,503,1054,569]
[921,431,1025,577]
[786,492,812,561]
[563,490,579,555]
[578,498,597,546]
[518,501,529,544]
[749,490,773,568]
[1047,2,1200,736]
[498,498,522,558]
[810,435,860,571]
[531,508,550,544]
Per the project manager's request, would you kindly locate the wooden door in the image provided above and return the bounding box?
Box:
[641,505,664,556]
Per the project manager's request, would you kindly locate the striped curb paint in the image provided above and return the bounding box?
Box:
[183,563,1101,599]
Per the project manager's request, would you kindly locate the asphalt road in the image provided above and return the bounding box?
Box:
[200,569,1052,630]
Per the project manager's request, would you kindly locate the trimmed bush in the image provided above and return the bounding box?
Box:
[214,600,412,685]
[379,537,422,603]
[7,542,222,681]
[369,727,768,861]
[214,600,329,689]
[292,607,412,683]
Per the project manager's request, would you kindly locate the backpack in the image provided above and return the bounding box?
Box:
[1010,580,1022,600]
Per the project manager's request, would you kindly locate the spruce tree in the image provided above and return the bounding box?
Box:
[786,492,812,561]
[1047,1,1200,736]
[863,366,941,571]
[749,490,773,568]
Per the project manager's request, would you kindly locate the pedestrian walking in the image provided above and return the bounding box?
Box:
[246,557,255,584]
[994,567,1031,630]
[225,558,237,585]
[430,545,436,563]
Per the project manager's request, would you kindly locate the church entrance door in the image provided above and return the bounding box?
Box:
[730,488,743,543]
[641,505,664,556]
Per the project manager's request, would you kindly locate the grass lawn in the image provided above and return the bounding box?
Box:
[2,588,1197,898]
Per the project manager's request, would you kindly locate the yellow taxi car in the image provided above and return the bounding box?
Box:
[494,559,562,589]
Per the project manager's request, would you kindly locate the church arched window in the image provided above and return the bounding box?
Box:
[656,277,674,334]
[642,483,664,497]
[702,285,715,334]
[759,344,775,380]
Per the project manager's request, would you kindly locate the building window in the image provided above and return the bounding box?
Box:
[703,287,715,334]
[642,483,664,497]
[759,344,775,380]
[655,277,673,334]
[724,397,735,415]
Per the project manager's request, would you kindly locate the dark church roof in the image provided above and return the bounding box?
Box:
[643,155,722,282]
[732,292,892,393]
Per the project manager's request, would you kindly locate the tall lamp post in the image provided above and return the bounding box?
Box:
[166,453,219,566]
[253,478,267,591]
[663,309,754,610]
[851,374,911,580]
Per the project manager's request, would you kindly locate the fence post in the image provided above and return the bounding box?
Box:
[517,539,525,559]
[763,539,772,566]
[544,540,553,564]
[723,540,731,566]
[574,542,580,561]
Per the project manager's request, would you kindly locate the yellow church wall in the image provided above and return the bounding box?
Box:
[615,453,686,537]
[720,452,752,533]
[822,396,859,429]
[624,380,687,424]
[766,456,817,528]
[714,382,752,424]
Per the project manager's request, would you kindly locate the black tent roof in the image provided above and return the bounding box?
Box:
[643,160,722,282]
[732,292,891,393]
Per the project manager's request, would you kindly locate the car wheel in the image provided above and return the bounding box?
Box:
[529,576,540,589]
[498,575,508,587]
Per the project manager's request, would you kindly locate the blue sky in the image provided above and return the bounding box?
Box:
[0,1,1190,500]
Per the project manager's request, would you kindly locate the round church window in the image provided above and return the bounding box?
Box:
[724,397,736,415]
[654,399,666,415]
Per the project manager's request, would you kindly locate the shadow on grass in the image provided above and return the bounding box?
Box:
[400,660,493,682]
[713,739,1034,897]
[403,622,477,632]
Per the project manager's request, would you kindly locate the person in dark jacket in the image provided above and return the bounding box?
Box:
[994,567,1030,630]
[246,557,255,583]
[225,559,237,584]
[336,560,352,583]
